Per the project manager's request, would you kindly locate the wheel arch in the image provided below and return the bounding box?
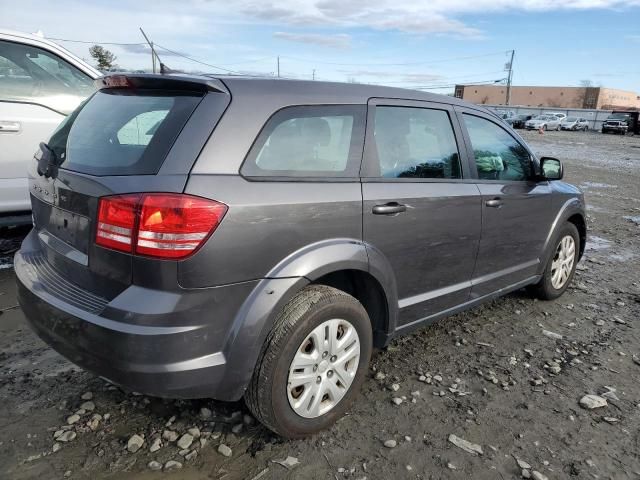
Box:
[218,239,397,400]
[540,198,587,272]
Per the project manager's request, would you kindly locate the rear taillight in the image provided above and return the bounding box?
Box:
[96,194,139,252]
[96,193,227,259]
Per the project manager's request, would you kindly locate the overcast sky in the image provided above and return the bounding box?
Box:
[2,0,640,93]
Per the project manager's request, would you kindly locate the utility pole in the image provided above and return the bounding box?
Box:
[312,69,316,80]
[140,28,157,73]
[277,56,280,78]
[505,49,515,105]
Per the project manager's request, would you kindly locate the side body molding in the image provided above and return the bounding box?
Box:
[217,238,398,400]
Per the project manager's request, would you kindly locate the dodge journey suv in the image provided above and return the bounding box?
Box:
[16,74,586,438]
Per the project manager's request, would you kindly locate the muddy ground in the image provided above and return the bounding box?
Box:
[1,130,639,480]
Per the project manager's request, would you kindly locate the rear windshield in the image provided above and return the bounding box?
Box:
[47,89,203,176]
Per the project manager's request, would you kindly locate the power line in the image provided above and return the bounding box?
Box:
[413,79,506,90]
[280,51,509,67]
[46,37,145,46]
[375,71,508,85]
[153,43,241,74]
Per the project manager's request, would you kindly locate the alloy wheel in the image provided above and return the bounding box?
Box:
[551,235,576,289]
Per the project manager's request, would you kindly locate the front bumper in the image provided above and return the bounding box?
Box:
[15,245,259,400]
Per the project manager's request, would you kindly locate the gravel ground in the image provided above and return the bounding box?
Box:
[1,130,639,480]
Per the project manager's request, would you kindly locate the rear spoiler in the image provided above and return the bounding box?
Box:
[95,74,228,94]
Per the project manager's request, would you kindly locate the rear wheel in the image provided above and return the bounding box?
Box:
[530,223,579,300]
[245,285,372,438]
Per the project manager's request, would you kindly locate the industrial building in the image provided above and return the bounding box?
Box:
[454,85,640,110]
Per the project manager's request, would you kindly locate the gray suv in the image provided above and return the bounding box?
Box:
[15,74,586,438]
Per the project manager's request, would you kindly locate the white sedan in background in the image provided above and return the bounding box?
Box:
[0,30,100,225]
[560,117,590,131]
[525,115,562,131]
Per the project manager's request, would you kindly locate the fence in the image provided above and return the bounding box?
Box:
[485,105,613,131]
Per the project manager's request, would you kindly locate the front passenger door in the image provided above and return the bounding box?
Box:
[457,110,553,299]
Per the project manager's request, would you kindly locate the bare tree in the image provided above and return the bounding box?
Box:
[579,79,594,88]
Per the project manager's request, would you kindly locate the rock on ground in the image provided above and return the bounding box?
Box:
[448,434,483,456]
[579,394,608,409]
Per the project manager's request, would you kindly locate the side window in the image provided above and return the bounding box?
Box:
[373,106,461,179]
[242,105,365,178]
[0,40,95,114]
[462,114,532,181]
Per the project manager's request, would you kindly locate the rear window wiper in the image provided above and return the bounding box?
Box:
[36,142,60,179]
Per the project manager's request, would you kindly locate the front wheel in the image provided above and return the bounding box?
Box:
[245,285,373,438]
[529,223,580,300]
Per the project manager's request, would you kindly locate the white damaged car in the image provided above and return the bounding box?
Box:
[525,114,561,131]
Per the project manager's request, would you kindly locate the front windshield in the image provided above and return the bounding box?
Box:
[565,117,578,122]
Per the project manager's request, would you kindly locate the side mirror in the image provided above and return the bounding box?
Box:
[540,157,563,180]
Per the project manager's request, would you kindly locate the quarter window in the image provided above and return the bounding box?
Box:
[243,105,366,178]
[462,114,532,181]
[373,106,461,179]
[0,40,95,114]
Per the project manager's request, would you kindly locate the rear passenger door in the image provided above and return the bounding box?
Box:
[456,108,553,298]
[361,98,482,328]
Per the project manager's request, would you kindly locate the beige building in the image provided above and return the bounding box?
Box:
[454,85,640,109]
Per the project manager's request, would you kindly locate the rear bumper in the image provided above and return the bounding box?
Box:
[15,244,259,400]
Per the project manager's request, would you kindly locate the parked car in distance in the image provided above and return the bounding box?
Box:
[496,110,516,122]
[511,114,533,129]
[601,113,630,135]
[560,117,589,131]
[16,74,586,438]
[0,29,100,226]
[525,114,561,131]
[545,112,567,121]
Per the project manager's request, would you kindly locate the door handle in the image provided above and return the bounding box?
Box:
[372,202,407,215]
[485,198,503,208]
[0,121,21,133]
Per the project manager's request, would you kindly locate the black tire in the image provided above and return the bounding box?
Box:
[529,223,580,300]
[245,285,373,438]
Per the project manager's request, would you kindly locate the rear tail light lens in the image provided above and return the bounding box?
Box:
[96,194,139,252]
[96,193,227,259]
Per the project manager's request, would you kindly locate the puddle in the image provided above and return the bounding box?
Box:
[580,182,616,189]
[585,235,612,251]
[0,257,13,270]
[608,251,638,262]
[586,204,608,212]
[623,215,640,226]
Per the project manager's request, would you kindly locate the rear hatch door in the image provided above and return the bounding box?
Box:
[27,75,230,301]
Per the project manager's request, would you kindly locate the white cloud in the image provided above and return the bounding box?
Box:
[273,32,351,48]
[235,0,640,36]
[3,0,639,42]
